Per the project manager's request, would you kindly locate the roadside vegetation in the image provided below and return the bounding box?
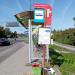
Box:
[53,28,75,46]
[49,45,75,75]
[0,26,18,38]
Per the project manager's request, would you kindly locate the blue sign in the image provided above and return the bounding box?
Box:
[34,9,44,23]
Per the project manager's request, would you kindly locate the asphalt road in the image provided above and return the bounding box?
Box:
[54,42,75,52]
[0,40,25,64]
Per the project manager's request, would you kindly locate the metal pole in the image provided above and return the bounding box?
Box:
[46,45,49,62]
[29,19,31,63]
[31,21,33,61]
[42,9,47,75]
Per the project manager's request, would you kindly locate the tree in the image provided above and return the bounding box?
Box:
[13,31,18,38]
[73,17,75,28]
[0,27,6,38]
[5,28,11,38]
[53,28,75,46]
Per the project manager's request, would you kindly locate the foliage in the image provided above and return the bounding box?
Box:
[60,53,75,75]
[0,27,6,38]
[0,26,18,38]
[10,32,17,38]
[50,45,75,75]
[53,28,75,46]
[49,45,64,67]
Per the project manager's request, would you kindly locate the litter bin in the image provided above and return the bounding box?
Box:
[32,62,41,75]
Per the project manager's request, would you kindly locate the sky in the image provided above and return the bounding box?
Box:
[0,0,75,33]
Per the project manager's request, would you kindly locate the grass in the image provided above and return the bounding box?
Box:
[49,45,69,52]
[60,53,75,75]
[49,45,75,75]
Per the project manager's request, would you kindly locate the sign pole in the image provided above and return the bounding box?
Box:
[29,19,31,63]
[46,45,49,62]
[42,10,47,75]
[41,45,45,75]
[33,4,52,75]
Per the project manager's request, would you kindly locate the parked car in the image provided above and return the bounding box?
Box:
[0,38,10,46]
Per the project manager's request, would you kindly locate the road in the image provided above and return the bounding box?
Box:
[0,39,25,64]
[0,41,32,75]
[54,42,75,52]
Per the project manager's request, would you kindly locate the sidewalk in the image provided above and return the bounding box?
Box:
[0,43,32,75]
[54,65,62,75]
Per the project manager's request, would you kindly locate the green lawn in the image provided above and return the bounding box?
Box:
[49,45,75,75]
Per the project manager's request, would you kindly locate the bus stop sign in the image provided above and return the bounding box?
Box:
[33,4,52,27]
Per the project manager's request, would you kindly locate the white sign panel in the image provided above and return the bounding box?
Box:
[38,28,51,44]
[34,9,44,23]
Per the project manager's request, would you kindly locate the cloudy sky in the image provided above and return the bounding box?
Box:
[0,0,75,33]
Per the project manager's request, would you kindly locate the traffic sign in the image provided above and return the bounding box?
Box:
[34,9,44,23]
[33,4,52,27]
